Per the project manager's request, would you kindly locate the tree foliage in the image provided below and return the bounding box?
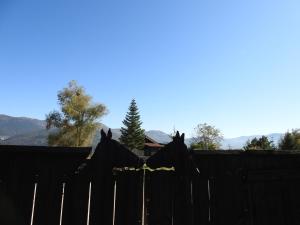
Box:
[243,136,275,150]
[46,80,107,147]
[120,99,145,151]
[278,129,300,150]
[191,123,223,150]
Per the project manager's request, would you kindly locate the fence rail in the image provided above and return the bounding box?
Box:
[1,130,300,225]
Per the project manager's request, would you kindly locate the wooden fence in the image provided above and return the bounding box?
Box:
[1,130,300,225]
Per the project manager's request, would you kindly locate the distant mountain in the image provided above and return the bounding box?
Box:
[96,129,284,150]
[145,130,172,144]
[221,133,283,149]
[0,114,45,137]
[0,114,285,149]
[91,128,172,147]
[2,129,50,146]
[186,133,283,149]
[0,114,51,146]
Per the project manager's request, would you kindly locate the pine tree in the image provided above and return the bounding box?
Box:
[120,99,145,150]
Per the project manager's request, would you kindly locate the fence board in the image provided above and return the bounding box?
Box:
[33,170,62,225]
[2,135,300,225]
[146,171,175,225]
[115,171,143,225]
[63,174,90,225]
[7,154,38,225]
[89,172,114,225]
[213,155,245,225]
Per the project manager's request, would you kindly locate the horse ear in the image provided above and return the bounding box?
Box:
[101,129,106,141]
[107,129,112,139]
[180,133,185,143]
[173,131,180,142]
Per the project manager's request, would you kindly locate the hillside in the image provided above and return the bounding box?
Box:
[0,115,284,149]
[0,114,45,138]
[221,133,283,149]
[2,129,50,146]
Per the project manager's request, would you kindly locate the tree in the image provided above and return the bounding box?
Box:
[243,136,275,150]
[191,123,223,150]
[279,129,300,150]
[120,99,145,150]
[46,80,107,147]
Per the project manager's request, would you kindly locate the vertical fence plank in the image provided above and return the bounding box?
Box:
[5,155,36,225]
[213,155,246,225]
[115,171,143,225]
[89,171,114,225]
[0,146,90,225]
[173,174,192,225]
[147,171,175,225]
[3,144,300,225]
[192,155,211,225]
[286,178,300,225]
[245,154,292,225]
[192,176,210,225]
[33,169,62,225]
[0,152,21,225]
[63,174,90,225]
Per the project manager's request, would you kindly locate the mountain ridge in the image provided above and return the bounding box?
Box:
[0,114,284,149]
[0,114,45,140]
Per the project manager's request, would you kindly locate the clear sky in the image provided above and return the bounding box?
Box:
[0,0,300,138]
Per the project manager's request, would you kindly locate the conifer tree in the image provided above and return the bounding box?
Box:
[120,99,145,150]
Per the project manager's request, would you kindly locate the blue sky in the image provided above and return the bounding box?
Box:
[0,0,300,138]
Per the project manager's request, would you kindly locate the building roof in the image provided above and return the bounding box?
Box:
[144,142,164,148]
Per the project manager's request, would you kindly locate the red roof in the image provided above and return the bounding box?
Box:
[144,143,164,148]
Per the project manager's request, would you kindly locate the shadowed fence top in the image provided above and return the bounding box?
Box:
[1,130,300,225]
